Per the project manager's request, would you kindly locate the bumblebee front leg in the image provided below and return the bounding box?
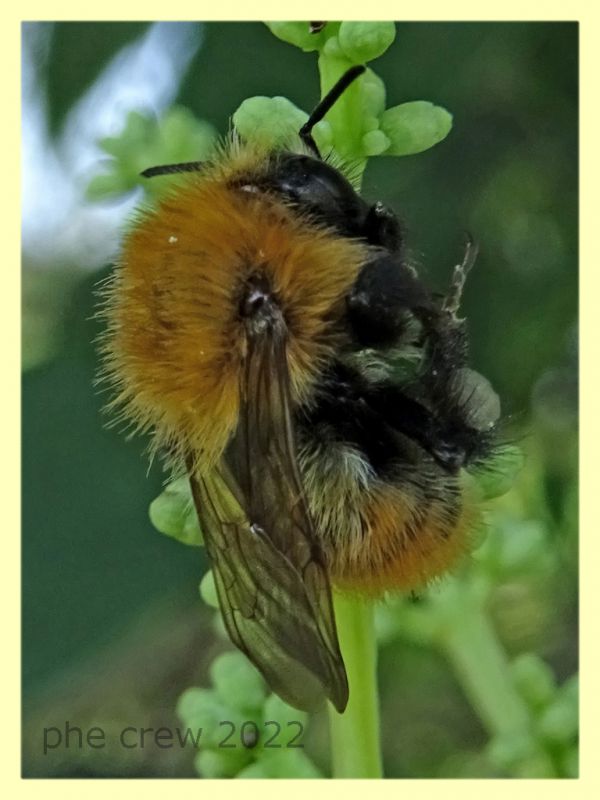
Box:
[364,383,473,473]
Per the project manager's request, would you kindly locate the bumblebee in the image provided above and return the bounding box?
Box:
[100,66,500,713]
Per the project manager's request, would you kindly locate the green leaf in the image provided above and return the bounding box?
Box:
[233,96,308,149]
[199,570,219,609]
[236,749,323,779]
[262,693,308,729]
[86,172,131,201]
[510,653,557,711]
[337,22,396,63]
[486,730,538,771]
[362,129,391,156]
[176,688,250,749]
[537,679,578,744]
[360,69,387,118]
[88,106,216,201]
[194,747,253,778]
[379,101,453,156]
[265,21,327,52]
[149,476,203,546]
[210,651,267,713]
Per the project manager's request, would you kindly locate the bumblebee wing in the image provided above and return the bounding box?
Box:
[188,323,348,713]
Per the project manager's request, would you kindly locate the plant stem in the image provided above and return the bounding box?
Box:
[328,593,383,778]
[317,51,381,779]
[436,586,556,775]
[440,600,530,737]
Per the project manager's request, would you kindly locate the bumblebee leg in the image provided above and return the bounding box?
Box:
[443,234,479,315]
[362,384,465,472]
[347,254,432,348]
[362,201,404,251]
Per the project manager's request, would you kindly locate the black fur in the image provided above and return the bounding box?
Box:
[250,150,500,478]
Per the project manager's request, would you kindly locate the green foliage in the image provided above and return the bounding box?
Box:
[148,476,203,546]
[379,101,453,156]
[199,569,219,608]
[232,96,308,150]
[234,21,452,166]
[210,652,267,713]
[337,22,396,63]
[177,651,320,778]
[87,21,452,205]
[87,107,216,201]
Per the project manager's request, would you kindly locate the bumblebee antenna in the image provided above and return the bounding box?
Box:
[299,64,366,159]
[141,160,204,179]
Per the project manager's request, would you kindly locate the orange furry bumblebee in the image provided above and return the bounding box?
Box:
[100,67,500,713]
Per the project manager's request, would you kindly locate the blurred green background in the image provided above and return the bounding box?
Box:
[22,22,577,778]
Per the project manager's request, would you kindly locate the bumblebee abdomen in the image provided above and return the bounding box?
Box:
[299,437,480,593]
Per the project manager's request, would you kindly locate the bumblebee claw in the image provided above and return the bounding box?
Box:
[443,233,479,315]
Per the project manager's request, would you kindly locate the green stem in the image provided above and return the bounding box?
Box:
[440,601,530,737]
[328,593,383,778]
[437,588,556,775]
[317,47,381,781]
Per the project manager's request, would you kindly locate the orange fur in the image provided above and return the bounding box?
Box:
[330,481,482,594]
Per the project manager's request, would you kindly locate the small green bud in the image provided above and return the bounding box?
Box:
[380,101,453,156]
[338,22,396,63]
[538,691,578,744]
[237,749,322,779]
[176,687,221,728]
[86,172,131,201]
[312,120,333,149]
[199,570,219,609]
[362,115,381,133]
[263,693,308,728]
[322,35,345,59]
[265,22,325,52]
[361,69,386,118]
[149,477,203,546]
[89,107,216,202]
[510,653,557,711]
[176,688,248,749]
[158,107,216,161]
[212,611,228,640]
[194,746,252,778]
[210,651,267,713]
[233,96,308,149]
[362,129,391,156]
[486,731,537,770]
